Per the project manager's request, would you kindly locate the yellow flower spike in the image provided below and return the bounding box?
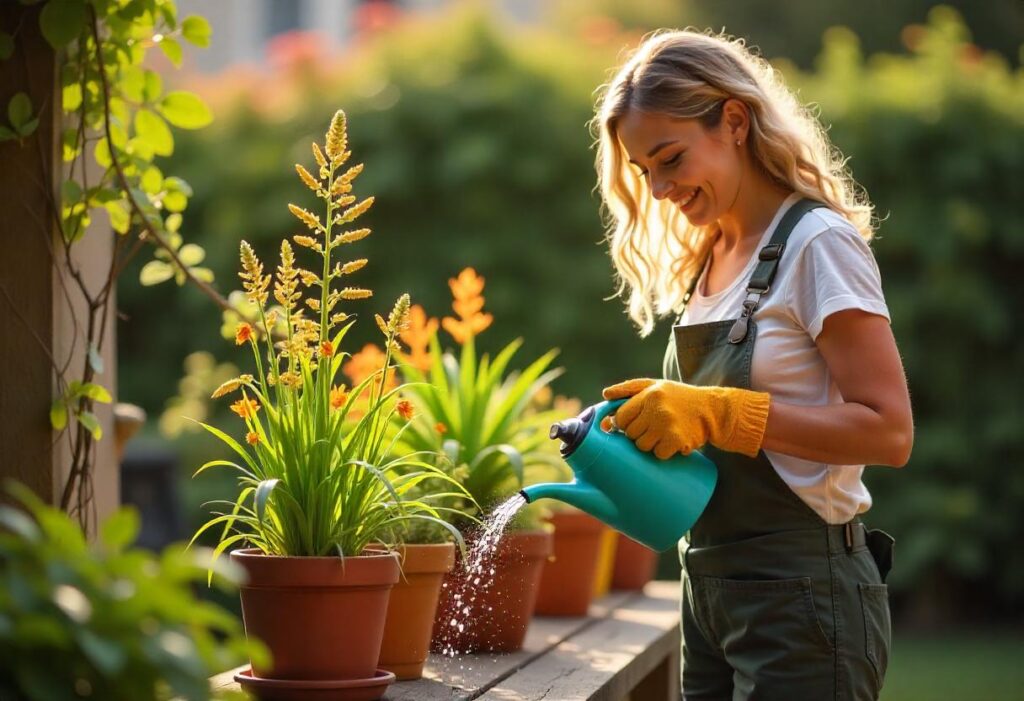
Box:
[275,240,301,311]
[325,110,348,164]
[297,269,319,286]
[340,288,373,300]
[330,313,349,326]
[312,142,327,170]
[333,228,371,246]
[306,298,321,311]
[340,259,368,275]
[239,241,271,307]
[211,374,255,399]
[387,294,411,334]
[330,163,364,196]
[335,195,357,209]
[288,204,322,232]
[375,314,389,336]
[295,164,320,193]
[338,197,374,225]
[293,235,318,249]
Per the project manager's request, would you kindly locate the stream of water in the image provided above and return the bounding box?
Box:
[433,492,527,659]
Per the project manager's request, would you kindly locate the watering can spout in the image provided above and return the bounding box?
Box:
[519,481,619,528]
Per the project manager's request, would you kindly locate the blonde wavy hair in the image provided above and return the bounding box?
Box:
[592,29,875,336]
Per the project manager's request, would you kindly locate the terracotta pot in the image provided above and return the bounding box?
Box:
[431,530,552,653]
[231,548,399,680]
[378,543,455,680]
[534,510,608,616]
[611,532,659,590]
[591,526,619,599]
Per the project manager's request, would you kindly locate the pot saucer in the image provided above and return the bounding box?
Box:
[233,668,396,701]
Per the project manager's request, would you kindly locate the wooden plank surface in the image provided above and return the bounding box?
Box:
[477,581,681,701]
[206,589,651,695]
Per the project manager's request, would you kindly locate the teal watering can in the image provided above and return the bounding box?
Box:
[519,399,717,552]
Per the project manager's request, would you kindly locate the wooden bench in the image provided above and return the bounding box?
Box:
[211,580,681,700]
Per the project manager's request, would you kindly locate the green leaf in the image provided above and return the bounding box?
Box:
[158,91,212,129]
[50,399,67,430]
[158,36,183,67]
[77,410,102,440]
[104,199,130,234]
[141,166,163,194]
[75,628,126,675]
[39,0,86,49]
[78,382,112,403]
[255,479,279,524]
[140,260,174,285]
[100,507,139,551]
[94,137,112,168]
[17,117,39,137]
[178,243,205,266]
[143,70,163,102]
[0,32,13,61]
[181,16,212,48]
[62,81,81,111]
[135,109,173,156]
[163,190,187,212]
[61,179,82,205]
[8,92,31,129]
[0,125,16,141]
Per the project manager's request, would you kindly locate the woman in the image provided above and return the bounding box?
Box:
[593,29,913,700]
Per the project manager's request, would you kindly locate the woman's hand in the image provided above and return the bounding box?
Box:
[601,378,771,459]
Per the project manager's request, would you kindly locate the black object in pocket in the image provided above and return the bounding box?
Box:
[865,529,895,582]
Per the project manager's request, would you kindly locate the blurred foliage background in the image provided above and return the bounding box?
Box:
[116,0,1023,646]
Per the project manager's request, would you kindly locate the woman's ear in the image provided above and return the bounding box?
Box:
[721,99,750,144]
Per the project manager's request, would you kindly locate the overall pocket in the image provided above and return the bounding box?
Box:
[858,583,891,687]
[697,575,834,653]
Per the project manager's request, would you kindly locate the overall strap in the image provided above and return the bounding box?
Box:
[727,198,824,344]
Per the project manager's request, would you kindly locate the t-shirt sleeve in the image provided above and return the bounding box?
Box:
[786,224,890,340]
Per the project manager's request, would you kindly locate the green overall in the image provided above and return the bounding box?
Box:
[663,199,896,701]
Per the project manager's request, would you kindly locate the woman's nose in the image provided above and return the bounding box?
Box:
[650,177,673,201]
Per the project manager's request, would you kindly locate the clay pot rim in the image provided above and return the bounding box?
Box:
[391,542,456,574]
[231,547,399,562]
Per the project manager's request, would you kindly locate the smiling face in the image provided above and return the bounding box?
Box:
[616,103,746,227]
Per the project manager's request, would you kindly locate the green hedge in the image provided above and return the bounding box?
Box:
[118,7,1024,616]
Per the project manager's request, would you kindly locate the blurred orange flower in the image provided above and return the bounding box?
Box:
[320,340,334,358]
[441,268,493,345]
[396,400,414,420]
[435,422,448,434]
[399,304,438,372]
[342,343,396,392]
[246,431,260,446]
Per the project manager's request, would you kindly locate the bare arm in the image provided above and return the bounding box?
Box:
[761,309,914,467]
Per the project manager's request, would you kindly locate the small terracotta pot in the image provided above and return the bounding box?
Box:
[431,530,552,653]
[231,548,399,680]
[591,526,619,599]
[534,510,608,616]
[611,532,659,590]
[378,543,455,680]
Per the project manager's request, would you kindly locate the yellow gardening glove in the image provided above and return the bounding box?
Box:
[601,378,771,459]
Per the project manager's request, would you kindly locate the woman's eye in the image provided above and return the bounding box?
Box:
[661,152,682,168]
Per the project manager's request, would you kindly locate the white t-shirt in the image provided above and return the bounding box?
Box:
[677,193,891,524]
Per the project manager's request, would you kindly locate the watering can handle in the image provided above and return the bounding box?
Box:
[591,398,627,427]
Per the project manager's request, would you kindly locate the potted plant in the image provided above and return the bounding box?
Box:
[190,111,467,697]
[396,269,565,653]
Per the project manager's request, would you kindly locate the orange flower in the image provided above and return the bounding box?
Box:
[320,340,334,358]
[396,400,414,421]
[246,431,260,446]
[435,422,448,435]
[399,304,438,372]
[230,397,260,419]
[441,268,493,345]
[342,343,396,392]
[330,385,348,411]
[235,322,254,345]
